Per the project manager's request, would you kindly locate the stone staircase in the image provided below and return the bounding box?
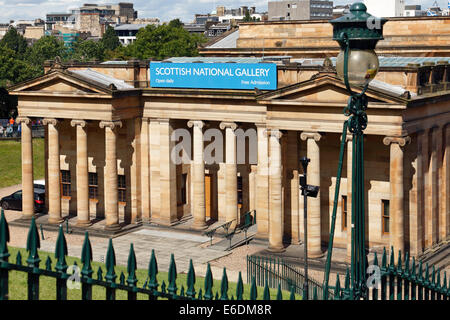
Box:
[417,240,450,273]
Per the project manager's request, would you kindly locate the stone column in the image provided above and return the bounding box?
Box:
[267,129,285,252]
[17,117,34,220]
[300,131,323,258]
[159,119,177,225]
[286,131,299,243]
[442,125,450,240]
[71,120,91,227]
[410,132,424,257]
[430,128,439,246]
[256,124,269,238]
[149,119,160,219]
[140,117,150,222]
[346,134,353,263]
[220,122,238,227]
[187,120,207,229]
[42,118,63,224]
[383,136,410,258]
[99,120,122,231]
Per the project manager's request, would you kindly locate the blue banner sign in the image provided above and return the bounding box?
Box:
[150,62,277,90]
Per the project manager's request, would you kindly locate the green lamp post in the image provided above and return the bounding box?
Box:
[322,3,387,300]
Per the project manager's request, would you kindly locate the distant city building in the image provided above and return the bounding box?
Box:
[332,4,350,19]
[364,0,405,17]
[213,5,266,23]
[268,0,333,21]
[404,5,426,17]
[114,24,147,46]
[45,2,138,37]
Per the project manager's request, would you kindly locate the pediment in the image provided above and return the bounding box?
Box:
[8,70,112,95]
[258,74,407,105]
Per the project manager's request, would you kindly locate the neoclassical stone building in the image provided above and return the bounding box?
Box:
[8,58,450,260]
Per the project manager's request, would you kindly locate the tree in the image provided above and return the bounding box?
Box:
[26,35,68,68]
[127,21,207,60]
[70,39,105,62]
[243,11,252,22]
[168,19,183,28]
[101,26,120,51]
[0,46,41,87]
[0,27,28,57]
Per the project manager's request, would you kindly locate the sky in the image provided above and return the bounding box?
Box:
[0,0,446,24]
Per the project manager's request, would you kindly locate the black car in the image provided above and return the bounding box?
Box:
[0,188,46,213]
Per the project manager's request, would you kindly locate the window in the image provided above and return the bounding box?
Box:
[61,170,71,197]
[237,176,243,207]
[89,172,98,200]
[118,175,126,203]
[178,174,187,206]
[382,200,390,234]
[342,195,347,231]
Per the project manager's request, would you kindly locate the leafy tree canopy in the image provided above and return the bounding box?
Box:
[26,35,67,68]
[70,38,105,62]
[0,27,28,57]
[126,20,207,60]
[101,26,120,51]
[0,46,41,87]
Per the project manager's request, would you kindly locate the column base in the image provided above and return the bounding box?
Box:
[191,221,208,230]
[48,216,65,225]
[76,220,92,227]
[267,245,286,253]
[309,251,325,259]
[104,223,121,232]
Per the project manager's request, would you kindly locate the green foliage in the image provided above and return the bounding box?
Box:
[243,11,252,22]
[242,12,260,22]
[25,36,67,68]
[126,20,207,60]
[0,27,28,57]
[0,46,41,87]
[168,19,184,28]
[70,39,105,62]
[101,26,120,51]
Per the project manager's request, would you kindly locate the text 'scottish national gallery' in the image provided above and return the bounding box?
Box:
[8,16,450,261]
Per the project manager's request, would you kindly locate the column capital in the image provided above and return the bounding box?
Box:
[219,121,237,130]
[16,116,31,125]
[254,122,267,129]
[70,119,87,128]
[42,118,59,126]
[187,120,205,129]
[300,131,322,142]
[383,136,411,147]
[265,128,283,139]
[99,120,122,130]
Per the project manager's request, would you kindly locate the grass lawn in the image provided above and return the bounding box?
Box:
[5,246,301,300]
[0,138,45,188]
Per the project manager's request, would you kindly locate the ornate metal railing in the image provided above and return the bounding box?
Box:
[247,255,332,300]
[0,209,296,300]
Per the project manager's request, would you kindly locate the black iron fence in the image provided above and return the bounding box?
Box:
[330,248,450,300]
[0,210,297,300]
[246,255,332,300]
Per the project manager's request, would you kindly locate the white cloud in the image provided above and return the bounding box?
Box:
[0,0,446,23]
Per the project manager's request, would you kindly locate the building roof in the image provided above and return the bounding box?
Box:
[114,24,148,31]
[291,56,450,68]
[162,56,263,64]
[69,68,134,90]
[206,29,239,48]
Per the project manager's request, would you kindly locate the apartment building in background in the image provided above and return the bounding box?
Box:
[268,0,333,21]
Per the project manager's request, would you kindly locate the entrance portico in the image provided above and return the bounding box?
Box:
[8,62,450,258]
